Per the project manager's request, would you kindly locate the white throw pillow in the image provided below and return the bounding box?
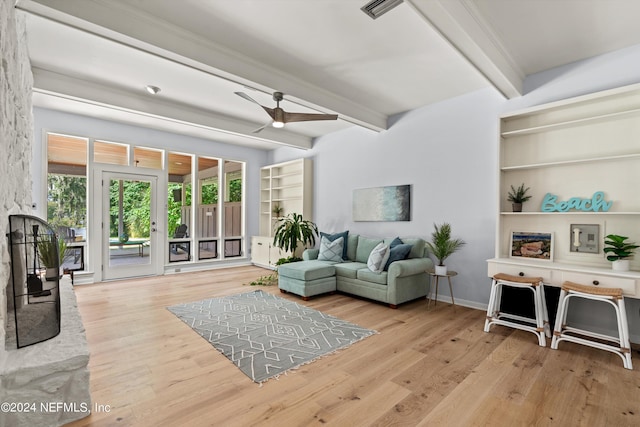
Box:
[318,236,344,262]
[367,242,390,273]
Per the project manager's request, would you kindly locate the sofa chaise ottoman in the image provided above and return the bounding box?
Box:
[278,233,433,308]
[276,260,337,300]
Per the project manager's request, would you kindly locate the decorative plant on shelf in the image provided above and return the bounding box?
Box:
[507,183,532,212]
[273,213,318,260]
[604,234,638,271]
[38,235,68,280]
[272,204,283,218]
[425,222,466,275]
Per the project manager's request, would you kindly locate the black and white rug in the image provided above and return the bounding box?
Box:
[167,290,376,383]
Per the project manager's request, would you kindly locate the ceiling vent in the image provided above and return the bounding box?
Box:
[361,0,404,19]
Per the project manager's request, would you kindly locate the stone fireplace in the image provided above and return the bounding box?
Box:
[1,2,90,426]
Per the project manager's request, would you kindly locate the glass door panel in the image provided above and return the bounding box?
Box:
[102,172,159,280]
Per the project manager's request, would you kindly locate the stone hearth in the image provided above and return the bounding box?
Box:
[1,278,91,426]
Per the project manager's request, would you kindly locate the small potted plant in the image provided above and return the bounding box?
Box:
[272,204,283,218]
[273,213,318,259]
[38,235,68,280]
[508,183,532,212]
[426,222,466,275]
[604,234,638,271]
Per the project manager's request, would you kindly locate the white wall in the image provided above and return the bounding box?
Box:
[269,45,640,340]
[270,87,505,308]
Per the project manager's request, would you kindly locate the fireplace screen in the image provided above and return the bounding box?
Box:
[7,215,61,348]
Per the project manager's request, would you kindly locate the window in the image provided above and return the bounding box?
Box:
[223,160,243,257]
[168,152,193,262]
[46,133,88,271]
[197,156,220,259]
[133,147,163,169]
[94,140,128,165]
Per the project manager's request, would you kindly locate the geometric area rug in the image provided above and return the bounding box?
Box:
[167,290,377,383]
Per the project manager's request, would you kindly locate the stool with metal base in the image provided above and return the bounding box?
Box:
[551,281,633,370]
[484,273,551,347]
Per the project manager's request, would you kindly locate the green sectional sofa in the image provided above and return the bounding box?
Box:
[277,233,433,308]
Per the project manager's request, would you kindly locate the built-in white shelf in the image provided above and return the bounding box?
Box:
[492,83,640,297]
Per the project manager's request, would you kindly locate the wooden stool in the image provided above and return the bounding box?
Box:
[551,281,633,370]
[484,273,551,347]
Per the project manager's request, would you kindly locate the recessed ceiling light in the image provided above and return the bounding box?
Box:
[145,85,161,95]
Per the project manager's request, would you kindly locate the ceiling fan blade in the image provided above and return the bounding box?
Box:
[262,106,276,120]
[283,112,339,123]
[235,92,276,120]
[252,120,273,133]
[234,91,261,105]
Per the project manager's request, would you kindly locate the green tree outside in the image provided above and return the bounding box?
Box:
[109,180,151,238]
[47,174,87,229]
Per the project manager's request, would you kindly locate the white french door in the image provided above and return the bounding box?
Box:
[102,171,161,280]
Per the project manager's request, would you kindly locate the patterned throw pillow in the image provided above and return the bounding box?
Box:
[367,242,390,273]
[320,231,349,260]
[318,236,344,262]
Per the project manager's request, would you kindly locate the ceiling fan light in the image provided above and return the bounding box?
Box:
[272,107,285,128]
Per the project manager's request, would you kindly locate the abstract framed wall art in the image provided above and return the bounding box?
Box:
[510,231,554,261]
[353,184,411,222]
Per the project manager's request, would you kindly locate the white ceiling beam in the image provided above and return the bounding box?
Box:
[17,0,388,132]
[32,68,313,150]
[406,0,524,99]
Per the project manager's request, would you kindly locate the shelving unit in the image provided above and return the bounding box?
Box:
[252,158,313,268]
[489,83,640,297]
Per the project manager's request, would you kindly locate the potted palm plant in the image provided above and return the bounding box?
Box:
[273,213,318,260]
[508,183,532,212]
[38,235,68,280]
[426,222,466,275]
[604,234,638,271]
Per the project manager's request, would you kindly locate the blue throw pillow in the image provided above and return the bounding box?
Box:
[320,230,349,260]
[383,243,413,271]
[389,237,403,248]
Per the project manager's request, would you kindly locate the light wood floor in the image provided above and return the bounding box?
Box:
[66,265,640,427]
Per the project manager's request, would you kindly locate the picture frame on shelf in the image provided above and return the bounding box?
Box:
[510,231,554,261]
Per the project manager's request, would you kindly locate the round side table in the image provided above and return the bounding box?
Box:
[427,269,458,308]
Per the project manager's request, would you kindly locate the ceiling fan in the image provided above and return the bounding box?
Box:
[234,91,338,133]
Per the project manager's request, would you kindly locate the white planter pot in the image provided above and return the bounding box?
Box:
[45,267,62,281]
[435,265,448,276]
[612,259,630,271]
